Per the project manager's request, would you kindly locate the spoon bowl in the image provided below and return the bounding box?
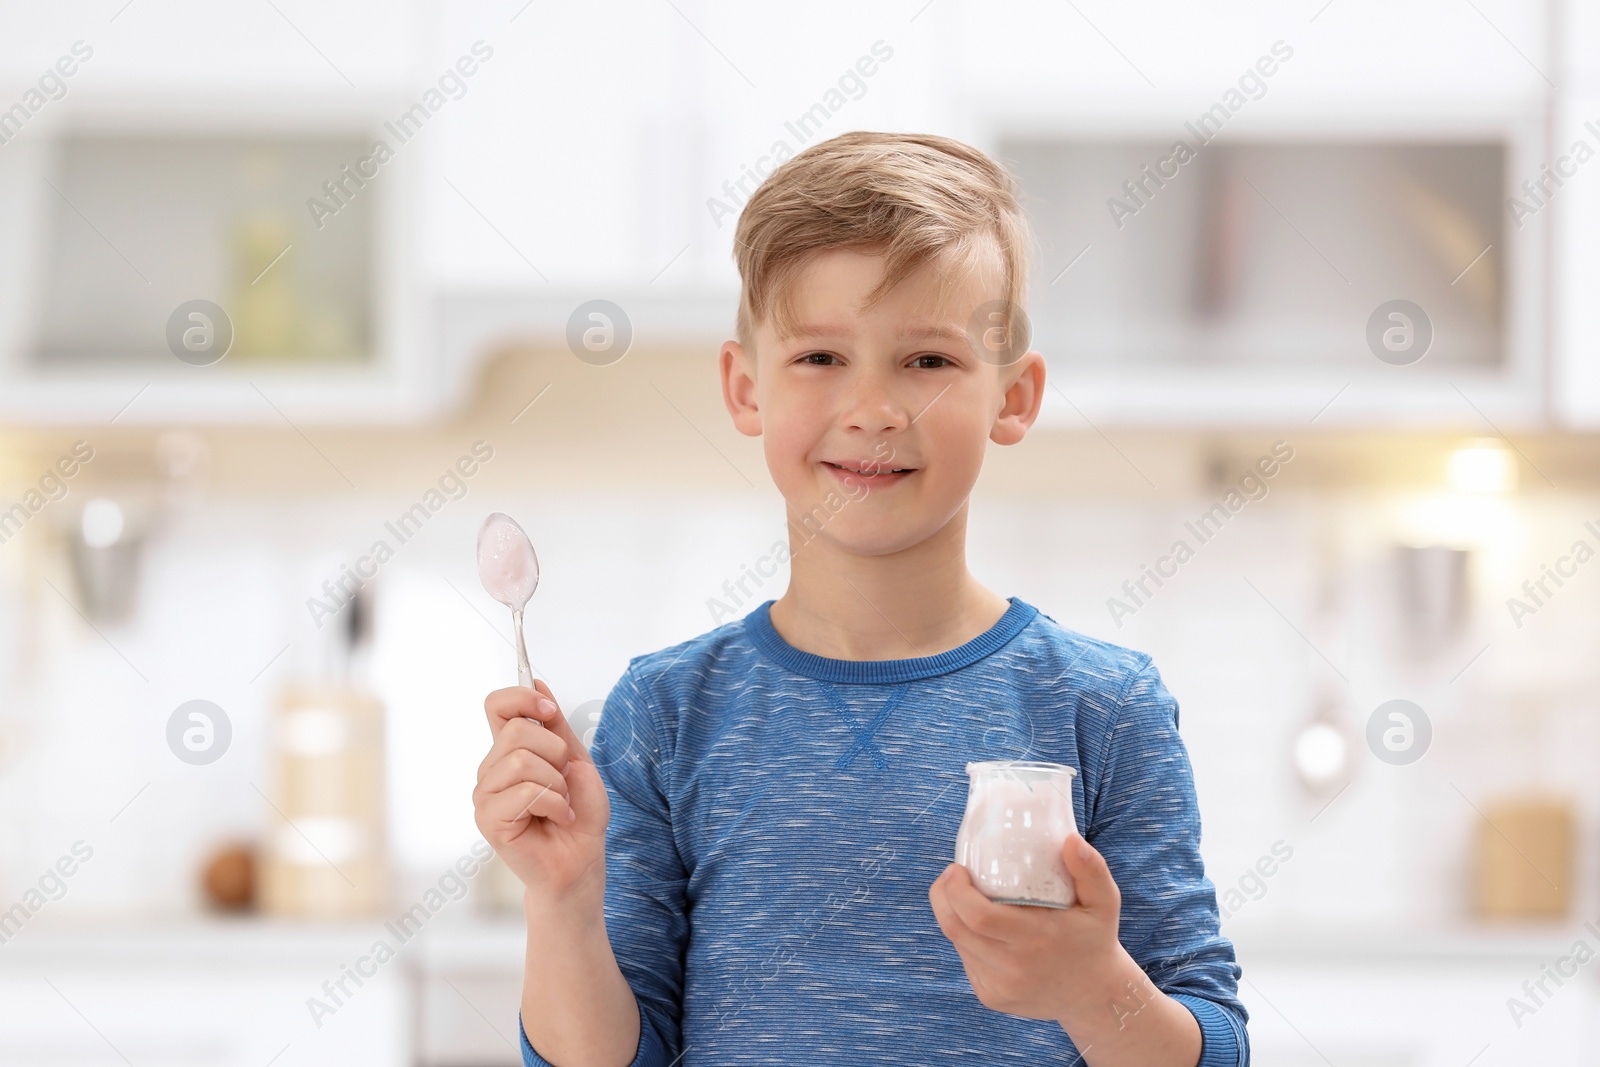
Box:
[476,512,540,689]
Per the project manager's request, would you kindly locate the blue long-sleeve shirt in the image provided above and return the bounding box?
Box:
[520,596,1249,1066]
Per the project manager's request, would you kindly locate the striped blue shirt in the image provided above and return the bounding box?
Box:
[520,597,1249,1066]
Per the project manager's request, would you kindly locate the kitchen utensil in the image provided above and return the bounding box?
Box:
[476,512,540,689]
[476,513,556,823]
[1395,543,1470,659]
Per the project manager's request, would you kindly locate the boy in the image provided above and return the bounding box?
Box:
[473,131,1249,1066]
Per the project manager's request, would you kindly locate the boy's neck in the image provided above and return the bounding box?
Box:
[767,508,1011,662]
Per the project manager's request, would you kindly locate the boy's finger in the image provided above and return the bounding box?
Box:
[478,717,569,779]
[1060,832,1119,915]
[934,870,1004,940]
[484,685,556,736]
[477,749,570,799]
[531,690,595,766]
[483,780,573,828]
[928,867,970,945]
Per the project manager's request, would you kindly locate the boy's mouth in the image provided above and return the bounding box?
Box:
[822,460,918,485]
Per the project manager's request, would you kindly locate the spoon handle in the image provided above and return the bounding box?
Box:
[509,608,554,823]
[512,608,535,690]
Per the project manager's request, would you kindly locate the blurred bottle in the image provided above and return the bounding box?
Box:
[230,213,306,361]
[260,582,388,918]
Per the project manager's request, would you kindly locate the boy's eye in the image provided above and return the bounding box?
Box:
[911,354,951,369]
[798,351,838,365]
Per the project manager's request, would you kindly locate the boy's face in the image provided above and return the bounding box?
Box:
[721,242,1044,557]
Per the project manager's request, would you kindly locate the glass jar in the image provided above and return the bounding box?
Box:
[954,760,1079,908]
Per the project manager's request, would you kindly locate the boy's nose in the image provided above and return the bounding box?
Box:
[841,371,912,434]
[843,404,908,436]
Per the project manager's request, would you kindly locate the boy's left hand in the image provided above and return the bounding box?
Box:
[928,831,1131,1024]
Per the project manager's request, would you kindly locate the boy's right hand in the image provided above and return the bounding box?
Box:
[473,681,610,904]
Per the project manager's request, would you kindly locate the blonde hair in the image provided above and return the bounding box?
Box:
[732,131,1033,353]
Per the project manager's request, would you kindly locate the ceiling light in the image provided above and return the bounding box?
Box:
[1448,439,1515,494]
[80,498,125,548]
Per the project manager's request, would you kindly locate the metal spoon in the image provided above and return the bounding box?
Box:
[477,513,559,823]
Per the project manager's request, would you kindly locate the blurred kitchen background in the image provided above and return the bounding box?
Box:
[3,0,1600,1063]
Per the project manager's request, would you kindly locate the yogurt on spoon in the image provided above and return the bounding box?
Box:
[478,512,540,613]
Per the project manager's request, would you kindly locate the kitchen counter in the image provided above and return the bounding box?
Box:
[8,912,1597,968]
[7,914,1599,1066]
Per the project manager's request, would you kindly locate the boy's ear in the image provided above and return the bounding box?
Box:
[721,340,763,437]
[990,349,1045,446]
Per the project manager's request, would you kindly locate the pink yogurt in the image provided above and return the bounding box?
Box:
[954,760,1079,908]
[477,513,539,610]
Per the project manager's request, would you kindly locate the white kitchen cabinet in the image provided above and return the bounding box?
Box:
[0,103,440,425]
[1235,926,1600,1066]
[1241,961,1596,1065]
[988,104,1547,429]
[0,1,472,425]
[944,1,1557,428]
[410,918,526,1067]
[0,969,409,1066]
[0,917,542,1067]
[0,922,410,1067]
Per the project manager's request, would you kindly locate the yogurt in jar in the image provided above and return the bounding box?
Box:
[954,760,1079,908]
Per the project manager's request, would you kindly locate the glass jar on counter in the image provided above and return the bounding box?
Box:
[954,760,1079,908]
